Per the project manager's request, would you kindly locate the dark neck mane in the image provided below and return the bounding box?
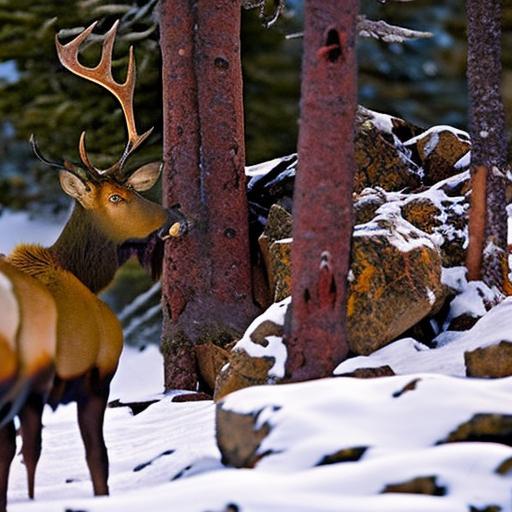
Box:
[50,203,119,294]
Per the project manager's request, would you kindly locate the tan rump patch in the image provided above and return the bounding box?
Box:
[0,270,19,352]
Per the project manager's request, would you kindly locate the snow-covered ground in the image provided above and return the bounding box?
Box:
[0,209,64,254]
[6,345,512,512]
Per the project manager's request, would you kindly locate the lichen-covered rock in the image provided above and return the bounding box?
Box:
[355,172,469,270]
[195,343,230,392]
[354,119,423,193]
[268,239,292,302]
[405,126,470,185]
[465,341,512,378]
[354,190,386,225]
[348,207,445,355]
[258,204,293,301]
[214,299,289,401]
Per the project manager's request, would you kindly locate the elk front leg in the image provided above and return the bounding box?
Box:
[0,420,16,512]
[19,393,45,499]
[76,382,110,496]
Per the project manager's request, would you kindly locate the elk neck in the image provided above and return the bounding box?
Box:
[49,202,119,294]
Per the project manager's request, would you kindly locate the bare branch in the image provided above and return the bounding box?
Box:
[358,16,432,43]
[242,0,285,28]
[286,15,432,43]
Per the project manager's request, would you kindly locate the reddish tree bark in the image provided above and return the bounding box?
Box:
[160,0,259,390]
[465,0,508,289]
[283,0,358,381]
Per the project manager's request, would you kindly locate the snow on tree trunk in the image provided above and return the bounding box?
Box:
[283,0,358,382]
[465,0,508,290]
[159,0,259,391]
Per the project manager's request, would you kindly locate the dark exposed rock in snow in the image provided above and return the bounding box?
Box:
[465,341,512,378]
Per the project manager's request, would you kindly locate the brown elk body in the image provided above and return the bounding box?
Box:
[0,22,171,511]
[0,260,57,511]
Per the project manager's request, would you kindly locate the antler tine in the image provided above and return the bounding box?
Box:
[78,131,97,173]
[56,20,152,176]
[30,134,89,181]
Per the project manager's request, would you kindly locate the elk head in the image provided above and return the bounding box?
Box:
[32,21,169,243]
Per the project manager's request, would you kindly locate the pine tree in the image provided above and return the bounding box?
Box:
[283,0,358,381]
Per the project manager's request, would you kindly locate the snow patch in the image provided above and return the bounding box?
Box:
[0,209,64,253]
[355,200,436,253]
[234,297,290,379]
[405,125,470,148]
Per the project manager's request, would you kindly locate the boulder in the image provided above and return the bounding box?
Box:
[441,413,512,445]
[404,126,470,185]
[268,239,292,302]
[354,119,423,193]
[214,299,289,401]
[258,204,293,302]
[195,343,230,392]
[465,341,512,378]
[336,365,395,379]
[348,208,445,355]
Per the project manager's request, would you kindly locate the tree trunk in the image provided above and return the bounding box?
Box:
[465,0,508,289]
[159,0,259,391]
[283,0,358,382]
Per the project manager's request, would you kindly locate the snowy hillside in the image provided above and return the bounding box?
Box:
[6,341,512,512]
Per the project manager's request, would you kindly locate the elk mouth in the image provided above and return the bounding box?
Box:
[158,205,189,241]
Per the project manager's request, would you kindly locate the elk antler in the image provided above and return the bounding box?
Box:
[55,20,153,178]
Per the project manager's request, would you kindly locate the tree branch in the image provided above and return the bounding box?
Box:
[242,0,285,28]
[286,15,432,43]
[358,16,432,43]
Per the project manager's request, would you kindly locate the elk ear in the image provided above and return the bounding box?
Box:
[59,170,90,202]
[126,162,162,192]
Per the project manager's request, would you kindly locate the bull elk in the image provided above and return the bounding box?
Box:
[0,21,180,511]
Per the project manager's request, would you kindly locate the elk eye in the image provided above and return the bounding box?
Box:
[109,194,124,204]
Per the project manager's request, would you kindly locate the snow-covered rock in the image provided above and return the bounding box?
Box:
[217,374,512,510]
[335,296,512,377]
[404,125,471,184]
[215,298,289,400]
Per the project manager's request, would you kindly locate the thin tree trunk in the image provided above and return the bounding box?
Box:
[283,0,358,382]
[159,0,258,391]
[465,0,507,289]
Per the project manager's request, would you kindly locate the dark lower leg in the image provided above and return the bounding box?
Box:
[77,384,110,496]
[0,421,16,512]
[19,393,45,499]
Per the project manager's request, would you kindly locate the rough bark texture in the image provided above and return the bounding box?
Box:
[465,0,508,288]
[283,0,358,381]
[160,0,258,390]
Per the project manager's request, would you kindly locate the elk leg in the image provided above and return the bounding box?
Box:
[76,382,110,496]
[0,420,16,512]
[19,393,45,499]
